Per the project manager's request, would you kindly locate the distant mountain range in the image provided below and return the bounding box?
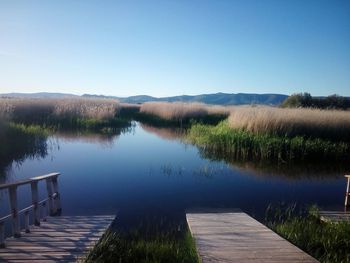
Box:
[1,92,289,105]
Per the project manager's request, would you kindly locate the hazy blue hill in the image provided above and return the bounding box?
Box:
[121,93,288,105]
[1,92,288,105]
[122,95,158,103]
[161,93,288,105]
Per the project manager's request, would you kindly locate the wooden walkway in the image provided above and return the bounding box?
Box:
[319,210,350,222]
[0,215,114,262]
[187,212,319,263]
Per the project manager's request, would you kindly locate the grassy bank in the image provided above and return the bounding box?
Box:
[137,102,228,127]
[83,218,199,263]
[84,230,198,263]
[187,121,350,163]
[266,205,350,263]
[134,103,350,162]
[139,103,350,142]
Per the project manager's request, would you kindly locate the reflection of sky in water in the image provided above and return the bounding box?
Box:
[0,122,347,225]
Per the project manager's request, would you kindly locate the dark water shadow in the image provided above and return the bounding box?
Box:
[0,124,48,180]
[196,147,350,180]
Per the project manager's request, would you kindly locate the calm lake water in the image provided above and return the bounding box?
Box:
[0,122,347,230]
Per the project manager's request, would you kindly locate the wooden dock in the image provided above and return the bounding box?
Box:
[319,210,350,222]
[0,215,114,262]
[0,173,115,262]
[186,212,319,263]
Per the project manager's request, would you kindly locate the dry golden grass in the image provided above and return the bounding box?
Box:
[140,102,229,120]
[228,106,350,140]
[53,98,119,119]
[0,97,120,120]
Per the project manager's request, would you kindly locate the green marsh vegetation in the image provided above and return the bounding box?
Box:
[0,121,49,177]
[137,102,229,127]
[187,120,350,163]
[266,204,350,263]
[83,215,199,263]
[185,106,350,163]
[123,101,350,163]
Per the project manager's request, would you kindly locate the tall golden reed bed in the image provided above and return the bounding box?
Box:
[228,106,350,140]
[0,97,120,120]
[140,102,230,120]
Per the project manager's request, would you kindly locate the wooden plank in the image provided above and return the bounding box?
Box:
[0,215,114,262]
[0,241,92,249]
[187,212,319,263]
[319,210,350,222]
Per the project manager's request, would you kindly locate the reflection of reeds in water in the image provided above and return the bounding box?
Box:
[160,164,185,177]
[157,162,229,179]
[53,125,135,147]
[229,161,346,180]
[192,164,228,179]
[0,123,48,177]
[54,132,119,148]
[140,123,185,141]
[197,147,348,179]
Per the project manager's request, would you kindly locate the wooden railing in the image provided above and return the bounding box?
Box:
[0,172,61,248]
[345,175,350,207]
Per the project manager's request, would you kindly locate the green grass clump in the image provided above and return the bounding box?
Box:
[135,112,226,127]
[137,102,228,127]
[187,121,350,163]
[84,229,199,263]
[0,123,49,176]
[9,122,50,137]
[54,116,131,131]
[266,205,350,263]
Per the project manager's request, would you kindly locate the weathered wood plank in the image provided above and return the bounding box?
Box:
[319,210,350,222]
[0,215,114,262]
[187,212,319,263]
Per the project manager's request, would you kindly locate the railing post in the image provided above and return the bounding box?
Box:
[8,186,21,238]
[345,175,350,206]
[42,202,48,222]
[31,181,40,226]
[45,178,56,216]
[0,222,5,248]
[51,175,61,215]
[24,211,30,233]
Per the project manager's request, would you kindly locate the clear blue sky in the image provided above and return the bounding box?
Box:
[0,0,349,97]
